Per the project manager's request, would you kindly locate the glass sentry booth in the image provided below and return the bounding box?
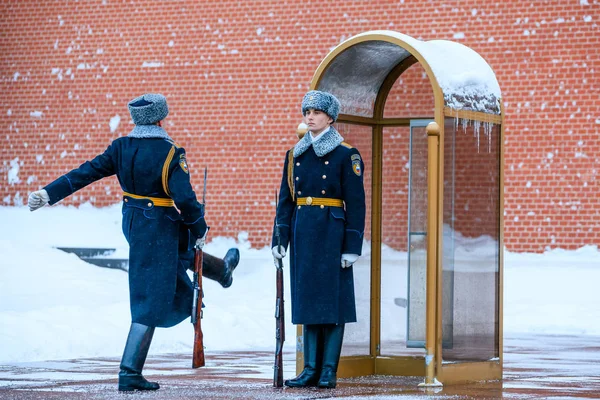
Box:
[294,30,504,386]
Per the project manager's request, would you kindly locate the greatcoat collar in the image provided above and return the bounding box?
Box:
[293,126,344,157]
[127,124,173,141]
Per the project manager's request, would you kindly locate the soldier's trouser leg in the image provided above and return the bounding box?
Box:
[200,249,240,288]
[118,323,160,392]
[318,324,345,388]
[284,324,323,387]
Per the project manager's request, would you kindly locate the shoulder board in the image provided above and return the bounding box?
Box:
[287,149,295,202]
[166,139,181,149]
[340,142,353,149]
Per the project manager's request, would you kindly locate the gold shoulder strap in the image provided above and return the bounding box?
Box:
[286,150,295,201]
[161,146,176,196]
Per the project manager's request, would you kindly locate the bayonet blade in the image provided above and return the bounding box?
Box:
[202,167,207,204]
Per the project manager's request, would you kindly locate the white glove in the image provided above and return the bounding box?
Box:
[28,189,49,211]
[195,231,208,249]
[272,245,286,259]
[341,253,359,268]
[272,246,286,268]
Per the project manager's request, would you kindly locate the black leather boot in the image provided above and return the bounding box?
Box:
[317,324,345,388]
[118,323,160,392]
[202,248,240,288]
[285,325,322,387]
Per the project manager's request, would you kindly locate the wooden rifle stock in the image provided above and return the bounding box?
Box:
[192,167,208,369]
[273,189,285,387]
[192,246,205,368]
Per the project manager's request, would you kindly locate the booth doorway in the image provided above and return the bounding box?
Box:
[332,118,437,378]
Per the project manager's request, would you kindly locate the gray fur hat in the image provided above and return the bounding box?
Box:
[128,93,169,125]
[301,90,340,122]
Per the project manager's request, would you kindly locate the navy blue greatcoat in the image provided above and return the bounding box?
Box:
[272,127,366,325]
[43,125,207,328]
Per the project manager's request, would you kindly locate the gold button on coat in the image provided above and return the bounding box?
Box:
[325,161,329,165]
[298,191,302,195]
[147,202,152,207]
[296,177,299,181]
[322,175,326,179]
[321,190,326,194]
[296,162,300,166]
[320,205,324,209]
[306,196,313,205]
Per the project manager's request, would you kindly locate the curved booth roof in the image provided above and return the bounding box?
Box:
[313,30,502,118]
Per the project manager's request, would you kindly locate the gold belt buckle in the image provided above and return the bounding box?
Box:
[306,196,313,206]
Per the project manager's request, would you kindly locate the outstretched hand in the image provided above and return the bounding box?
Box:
[28,190,49,211]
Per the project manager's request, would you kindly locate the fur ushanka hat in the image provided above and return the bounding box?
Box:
[128,93,169,125]
[301,90,340,122]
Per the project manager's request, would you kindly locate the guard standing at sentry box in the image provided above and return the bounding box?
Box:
[272,90,366,388]
[27,93,240,392]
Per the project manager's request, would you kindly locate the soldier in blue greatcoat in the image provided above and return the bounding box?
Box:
[272,90,366,389]
[27,93,240,392]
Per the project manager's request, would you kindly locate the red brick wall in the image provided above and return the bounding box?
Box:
[2,0,598,252]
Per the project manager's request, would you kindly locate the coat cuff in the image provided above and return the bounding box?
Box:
[271,224,290,250]
[187,216,208,239]
[343,229,363,255]
[44,176,74,205]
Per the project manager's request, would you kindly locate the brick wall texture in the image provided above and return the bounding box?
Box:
[2,0,598,253]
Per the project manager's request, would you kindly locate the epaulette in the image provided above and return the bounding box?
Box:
[341,141,353,149]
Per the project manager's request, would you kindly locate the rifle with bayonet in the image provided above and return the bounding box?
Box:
[273,190,285,387]
[192,167,208,369]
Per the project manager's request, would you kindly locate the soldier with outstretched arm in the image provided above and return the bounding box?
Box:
[27,93,240,392]
[272,90,366,389]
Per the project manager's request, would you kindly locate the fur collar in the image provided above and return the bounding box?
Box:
[127,124,172,141]
[293,126,344,157]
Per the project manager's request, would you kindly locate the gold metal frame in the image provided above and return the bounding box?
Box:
[295,31,504,386]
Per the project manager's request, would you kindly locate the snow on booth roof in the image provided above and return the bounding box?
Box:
[316,30,502,117]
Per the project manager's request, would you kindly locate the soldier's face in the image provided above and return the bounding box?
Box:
[304,109,333,135]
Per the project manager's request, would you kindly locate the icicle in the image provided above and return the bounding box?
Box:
[474,120,482,153]
[455,109,459,131]
[449,107,499,154]
[461,118,469,135]
[484,122,494,153]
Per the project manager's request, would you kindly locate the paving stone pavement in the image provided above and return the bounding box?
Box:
[1,334,599,399]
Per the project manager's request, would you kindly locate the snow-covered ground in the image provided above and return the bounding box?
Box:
[1,205,599,364]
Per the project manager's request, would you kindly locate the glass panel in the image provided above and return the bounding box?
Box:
[442,118,456,350]
[383,63,435,119]
[406,122,429,348]
[318,41,411,118]
[406,233,427,347]
[380,126,422,356]
[335,122,372,357]
[442,117,501,362]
